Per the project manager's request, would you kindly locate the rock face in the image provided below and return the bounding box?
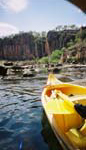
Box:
[0,33,47,60]
[75,46,86,63]
[0,28,85,62]
[46,29,78,53]
[60,44,86,64]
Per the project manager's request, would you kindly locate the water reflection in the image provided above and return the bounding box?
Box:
[0,72,85,150]
[41,110,63,150]
[0,74,48,150]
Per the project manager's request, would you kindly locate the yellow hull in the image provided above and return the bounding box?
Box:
[41,74,86,150]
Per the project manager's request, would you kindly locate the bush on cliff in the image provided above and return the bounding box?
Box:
[38,56,48,63]
[38,49,63,63]
[50,50,63,63]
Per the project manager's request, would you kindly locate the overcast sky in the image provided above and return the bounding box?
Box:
[0,0,86,37]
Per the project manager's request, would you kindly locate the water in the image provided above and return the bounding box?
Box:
[0,72,85,150]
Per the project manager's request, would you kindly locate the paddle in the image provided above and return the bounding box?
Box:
[45,74,86,115]
[45,90,75,114]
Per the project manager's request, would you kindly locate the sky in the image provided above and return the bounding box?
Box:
[0,0,86,37]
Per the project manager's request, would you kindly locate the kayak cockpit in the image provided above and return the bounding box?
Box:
[42,74,86,149]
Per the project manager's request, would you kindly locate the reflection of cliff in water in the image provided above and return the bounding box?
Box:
[41,110,63,150]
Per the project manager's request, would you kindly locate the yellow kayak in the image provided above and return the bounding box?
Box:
[41,74,86,150]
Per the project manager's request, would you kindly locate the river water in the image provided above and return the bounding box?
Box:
[0,72,85,150]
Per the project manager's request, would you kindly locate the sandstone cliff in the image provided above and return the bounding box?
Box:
[0,27,86,64]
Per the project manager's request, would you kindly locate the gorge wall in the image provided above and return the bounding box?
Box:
[0,32,46,60]
[0,28,84,61]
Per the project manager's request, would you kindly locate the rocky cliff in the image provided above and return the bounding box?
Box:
[0,32,47,60]
[46,29,78,53]
[0,27,85,62]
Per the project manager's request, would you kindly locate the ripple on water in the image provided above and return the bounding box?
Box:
[0,73,79,150]
[0,127,13,141]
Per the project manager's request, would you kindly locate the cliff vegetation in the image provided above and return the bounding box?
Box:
[0,25,86,64]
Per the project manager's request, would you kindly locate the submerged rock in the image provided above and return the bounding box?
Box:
[0,66,8,76]
[23,69,36,77]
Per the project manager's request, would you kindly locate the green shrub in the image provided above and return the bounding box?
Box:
[67,40,74,47]
[67,57,76,63]
[38,49,63,64]
[38,56,48,63]
[50,50,63,63]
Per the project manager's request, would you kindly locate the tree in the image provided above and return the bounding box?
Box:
[76,29,86,40]
[63,25,68,30]
[41,31,47,37]
[56,25,62,31]
[50,50,63,63]
[69,24,78,30]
